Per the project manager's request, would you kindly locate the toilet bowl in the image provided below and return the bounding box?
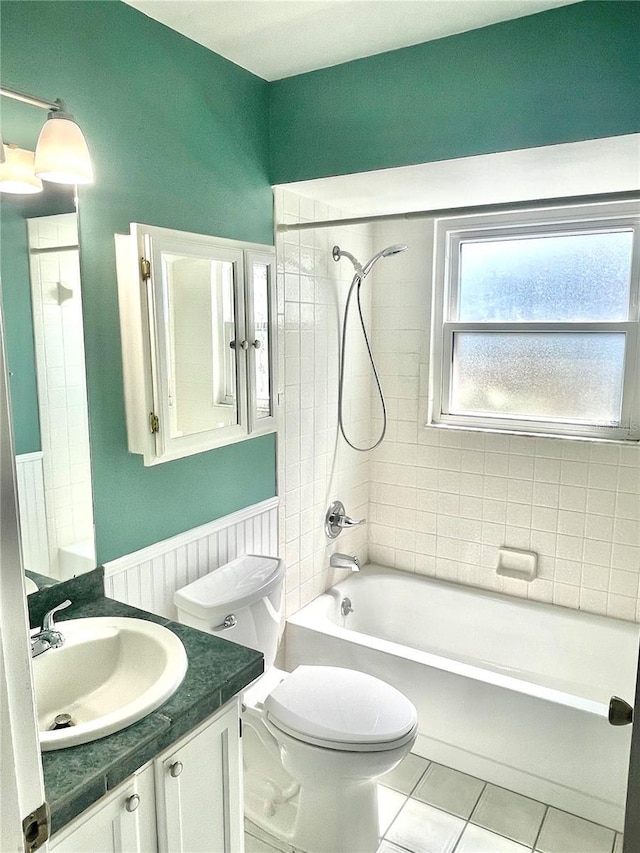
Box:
[174,555,418,853]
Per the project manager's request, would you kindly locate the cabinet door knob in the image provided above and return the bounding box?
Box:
[251,339,262,349]
[169,760,184,778]
[125,794,140,813]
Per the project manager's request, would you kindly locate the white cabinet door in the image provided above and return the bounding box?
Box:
[49,765,156,853]
[155,699,243,853]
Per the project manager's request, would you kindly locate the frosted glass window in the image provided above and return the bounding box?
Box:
[431,202,640,440]
[459,230,633,322]
[450,332,626,424]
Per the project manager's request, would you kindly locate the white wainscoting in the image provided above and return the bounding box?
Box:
[103,497,279,618]
[15,452,48,574]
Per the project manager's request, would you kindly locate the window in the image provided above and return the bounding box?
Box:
[430,202,640,441]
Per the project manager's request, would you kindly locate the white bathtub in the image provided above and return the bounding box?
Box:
[285,564,639,831]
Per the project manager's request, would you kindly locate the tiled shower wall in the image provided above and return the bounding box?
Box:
[368,217,640,622]
[274,189,373,615]
[276,198,640,622]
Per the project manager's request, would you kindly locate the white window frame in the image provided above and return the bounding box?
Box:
[429,201,640,441]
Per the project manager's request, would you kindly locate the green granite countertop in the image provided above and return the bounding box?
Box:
[28,568,264,836]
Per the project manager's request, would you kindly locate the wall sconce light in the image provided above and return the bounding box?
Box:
[0,144,43,194]
[0,85,94,192]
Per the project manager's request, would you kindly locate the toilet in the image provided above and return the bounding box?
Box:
[174,554,418,853]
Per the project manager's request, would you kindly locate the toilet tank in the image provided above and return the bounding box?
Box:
[174,554,284,667]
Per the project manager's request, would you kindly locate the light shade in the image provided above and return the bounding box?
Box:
[0,145,43,194]
[34,115,94,185]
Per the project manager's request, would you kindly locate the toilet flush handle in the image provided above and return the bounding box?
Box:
[213,614,237,631]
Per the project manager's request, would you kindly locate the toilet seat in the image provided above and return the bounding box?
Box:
[264,665,418,752]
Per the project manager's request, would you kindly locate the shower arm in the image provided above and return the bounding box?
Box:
[332,245,363,275]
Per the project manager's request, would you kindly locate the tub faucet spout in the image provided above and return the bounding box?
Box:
[330,553,360,572]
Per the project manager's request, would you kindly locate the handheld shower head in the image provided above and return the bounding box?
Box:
[332,240,409,453]
[361,243,408,276]
[332,243,408,277]
[382,244,408,257]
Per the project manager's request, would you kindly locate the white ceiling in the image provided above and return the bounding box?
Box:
[124,0,580,81]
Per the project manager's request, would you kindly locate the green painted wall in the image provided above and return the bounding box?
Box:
[269,1,640,183]
[1,1,276,563]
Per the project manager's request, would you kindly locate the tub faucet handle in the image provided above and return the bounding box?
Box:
[325,500,366,539]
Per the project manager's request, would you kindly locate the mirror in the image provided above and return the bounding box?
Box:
[0,98,96,585]
[163,254,239,436]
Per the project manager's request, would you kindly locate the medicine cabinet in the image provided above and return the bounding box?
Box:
[116,224,276,465]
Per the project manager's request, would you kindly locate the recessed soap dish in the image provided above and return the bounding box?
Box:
[496,547,537,582]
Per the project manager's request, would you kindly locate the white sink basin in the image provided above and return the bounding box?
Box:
[32,616,188,751]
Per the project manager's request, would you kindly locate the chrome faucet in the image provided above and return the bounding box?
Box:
[330,553,360,572]
[31,599,72,658]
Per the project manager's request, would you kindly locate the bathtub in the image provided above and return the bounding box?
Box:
[285,564,639,831]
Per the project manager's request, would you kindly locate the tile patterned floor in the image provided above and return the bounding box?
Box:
[245,752,624,853]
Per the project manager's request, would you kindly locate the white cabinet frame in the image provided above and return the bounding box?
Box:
[116,224,277,466]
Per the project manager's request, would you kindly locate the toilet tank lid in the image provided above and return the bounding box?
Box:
[265,665,418,746]
[174,554,284,619]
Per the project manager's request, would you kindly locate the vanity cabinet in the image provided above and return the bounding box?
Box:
[48,699,243,853]
[115,223,276,465]
[48,767,157,853]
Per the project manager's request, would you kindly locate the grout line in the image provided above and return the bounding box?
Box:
[379,831,414,853]
[406,758,431,796]
[380,792,410,845]
[450,818,469,853]
[467,779,487,822]
[531,804,549,852]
